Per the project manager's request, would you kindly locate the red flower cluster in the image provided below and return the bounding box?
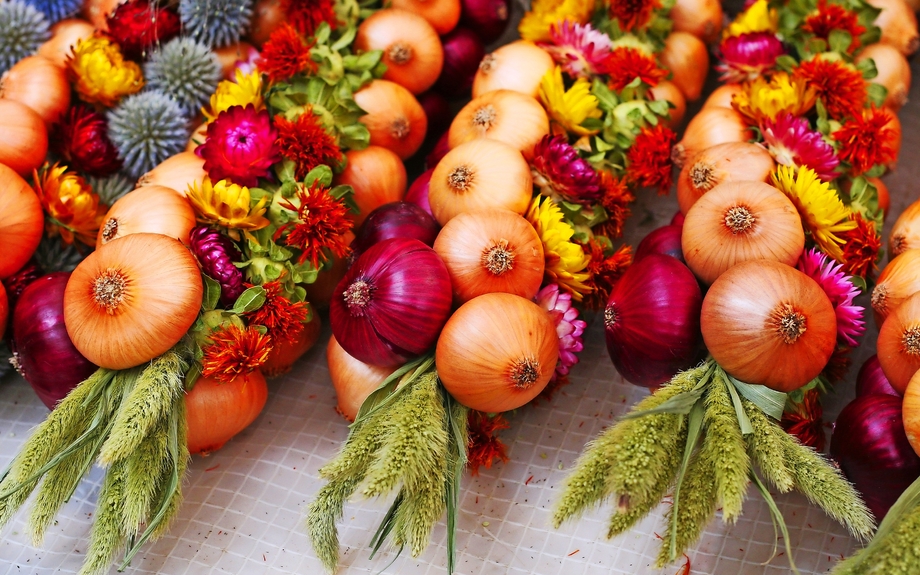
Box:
[274,110,343,179]
[283,0,338,37]
[608,0,661,31]
[201,325,273,383]
[781,389,825,451]
[837,214,881,279]
[274,182,353,268]
[602,47,667,91]
[581,241,632,311]
[258,23,317,83]
[833,106,897,176]
[467,411,510,476]
[794,58,866,119]
[243,280,310,343]
[803,0,866,53]
[51,104,123,177]
[105,0,181,59]
[626,124,676,193]
[594,172,635,241]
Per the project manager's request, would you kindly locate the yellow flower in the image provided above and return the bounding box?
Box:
[202,70,264,123]
[732,72,816,124]
[724,0,778,37]
[526,196,592,300]
[771,165,857,261]
[519,0,595,42]
[68,35,143,107]
[33,163,106,246]
[539,67,602,137]
[186,177,270,239]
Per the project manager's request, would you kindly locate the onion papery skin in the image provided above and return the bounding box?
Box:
[405,167,435,217]
[428,138,532,226]
[97,185,197,248]
[392,0,461,34]
[634,224,685,264]
[0,99,48,177]
[856,43,911,111]
[261,311,321,378]
[857,354,901,397]
[676,142,776,215]
[671,106,751,168]
[871,248,920,328]
[435,27,485,98]
[888,199,920,259]
[448,89,549,159]
[659,31,709,102]
[904,370,920,457]
[831,393,920,521]
[648,80,687,129]
[351,201,440,261]
[12,272,98,409]
[0,163,44,279]
[670,0,722,43]
[38,19,95,68]
[137,151,207,197]
[0,55,71,126]
[433,208,544,303]
[0,282,6,340]
[604,254,703,388]
[472,40,554,98]
[64,233,203,370]
[459,0,509,43]
[878,291,920,394]
[682,180,805,285]
[700,259,837,392]
[185,371,268,455]
[354,79,428,160]
[703,83,743,110]
[868,0,919,56]
[335,146,407,229]
[356,9,444,95]
[436,292,558,412]
[327,334,397,422]
[330,237,453,367]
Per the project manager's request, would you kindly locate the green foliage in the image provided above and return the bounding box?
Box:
[701,373,750,523]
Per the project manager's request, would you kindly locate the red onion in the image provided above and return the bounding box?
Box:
[12,272,98,409]
[830,393,920,520]
[634,224,685,264]
[405,168,435,216]
[416,90,453,140]
[426,129,451,169]
[604,254,703,387]
[351,201,440,260]
[857,354,900,397]
[434,27,485,98]
[330,237,453,367]
[459,0,510,44]
[670,211,686,226]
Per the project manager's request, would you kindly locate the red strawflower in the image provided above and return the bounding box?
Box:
[257,23,317,83]
[626,124,676,193]
[594,171,635,241]
[803,0,866,53]
[105,0,181,60]
[581,241,632,311]
[1,261,41,311]
[793,58,867,119]
[197,105,281,187]
[601,47,667,91]
[467,410,510,476]
[608,0,661,31]
[837,214,881,280]
[274,182,353,268]
[282,0,338,37]
[201,324,273,383]
[243,280,310,343]
[51,104,123,177]
[274,110,343,180]
[832,106,897,176]
[781,389,825,451]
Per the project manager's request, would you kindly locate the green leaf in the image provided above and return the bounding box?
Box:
[751,471,800,574]
[828,29,853,53]
[667,399,705,561]
[867,82,888,108]
[351,354,435,431]
[724,376,753,436]
[200,274,221,312]
[728,375,787,421]
[231,286,266,315]
[621,385,706,419]
[305,164,334,187]
[774,55,799,72]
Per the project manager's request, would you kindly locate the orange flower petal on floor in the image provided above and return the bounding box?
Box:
[467,410,510,475]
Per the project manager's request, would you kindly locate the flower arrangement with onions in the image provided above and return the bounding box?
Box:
[0,0,384,573]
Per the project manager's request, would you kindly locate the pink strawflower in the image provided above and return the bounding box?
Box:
[761,113,840,182]
[196,104,281,187]
[538,20,611,79]
[797,248,865,346]
[535,283,586,377]
[531,135,602,205]
[716,32,785,83]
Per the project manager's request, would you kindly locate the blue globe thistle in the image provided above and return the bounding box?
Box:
[0,0,50,75]
[86,172,135,206]
[178,0,254,48]
[107,91,191,179]
[21,0,81,23]
[144,37,221,118]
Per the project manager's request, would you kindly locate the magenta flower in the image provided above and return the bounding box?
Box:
[797,248,865,346]
[538,20,611,79]
[531,135,602,205]
[716,32,785,83]
[535,283,587,378]
[761,113,840,182]
[196,104,280,187]
[188,225,245,306]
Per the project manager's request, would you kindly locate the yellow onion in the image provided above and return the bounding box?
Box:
[186,371,268,455]
[676,142,776,214]
[472,40,554,98]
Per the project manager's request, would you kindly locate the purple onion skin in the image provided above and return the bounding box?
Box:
[416,90,453,138]
[830,393,920,521]
[670,211,686,226]
[604,254,703,388]
[330,237,453,367]
[434,27,485,98]
[12,273,98,409]
[634,224,685,264]
[856,354,901,397]
[405,168,435,216]
[351,201,441,260]
[460,0,510,44]
[426,130,451,170]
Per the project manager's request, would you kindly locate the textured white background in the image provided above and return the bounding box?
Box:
[2,4,920,573]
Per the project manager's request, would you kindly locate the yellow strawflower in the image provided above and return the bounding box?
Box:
[33,164,106,246]
[732,72,816,124]
[186,177,270,239]
[202,70,264,123]
[68,35,143,107]
[519,0,595,42]
[526,196,592,300]
[771,165,857,261]
[539,67,602,137]
[724,0,778,37]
